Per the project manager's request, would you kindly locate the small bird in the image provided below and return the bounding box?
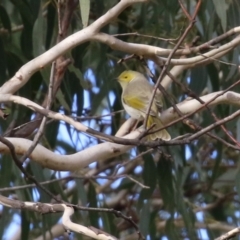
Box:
[117,70,171,141]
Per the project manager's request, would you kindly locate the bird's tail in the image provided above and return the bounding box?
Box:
[147,115,171,141]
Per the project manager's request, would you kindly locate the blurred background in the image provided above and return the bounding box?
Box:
[0,0,240,239]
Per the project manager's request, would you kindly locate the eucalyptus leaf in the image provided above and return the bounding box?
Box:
[79,0,90,28]
[212,0,227,31]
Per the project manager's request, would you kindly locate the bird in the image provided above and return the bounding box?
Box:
[117,70,171,141]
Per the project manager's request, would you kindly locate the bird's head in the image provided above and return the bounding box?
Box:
[117,70,138,89]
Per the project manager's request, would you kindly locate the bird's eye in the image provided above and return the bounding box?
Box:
[124,76,128,78]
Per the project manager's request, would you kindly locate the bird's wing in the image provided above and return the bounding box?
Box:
[122,90,158,116]
[122,79,158,116]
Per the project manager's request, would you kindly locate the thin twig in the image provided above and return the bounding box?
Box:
[57,0,62,36]
[0,136,62,203]
[178,0,192,21]
[72,204,145,240]
[149,73,240,149]
[143,0,202,129]
[19,62,56,163]
[113,32,179,44]
[73,110,124,121]
[215,227,240,240]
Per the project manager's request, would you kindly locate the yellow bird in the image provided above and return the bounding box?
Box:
[117,70,171,141]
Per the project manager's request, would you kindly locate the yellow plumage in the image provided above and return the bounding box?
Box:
[117,70,171,141]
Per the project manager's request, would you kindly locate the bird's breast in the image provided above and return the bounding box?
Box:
[122,101,142,119]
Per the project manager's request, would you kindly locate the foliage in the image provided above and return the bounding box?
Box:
[0,0,240,239]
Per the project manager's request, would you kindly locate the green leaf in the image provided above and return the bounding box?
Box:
[235,169,240,200]
[225,48,239,81]
[100,210,117,237]
[41,213,62,239]
[0,5,11,32]
[139,200,150,237]
[165,218,178,239]
[212,0,227,31]
[0,155,13,188]
[176,193,195,238]
[21,210,30,240]
[76,179,88,207]
[157,156,175,213]
[29,0,41,22]
[189,66,208,95]
[139,150,157,204]
[10,0,34,24]
[214,168,238,189]
[5,51,23,78]
[56,89,71,111]
[0,205,14,238]
[149,211,157,239]
[45,1,56,50]
[208,142,223,188]
[29,161,51,202]
[79,0,90,28]
[10,0,34,58]
[207,63,219,92]
[87,182,99,227]
[45,120,60,149]
[237,118,240,142]
[68,64,88,89]
[0,38,7,82]
[64,69,84,116]
[32,6,46,57]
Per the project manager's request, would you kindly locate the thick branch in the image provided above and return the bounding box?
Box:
[0,195,117,240]
[0,91,240,171]
[0,0,148,95]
